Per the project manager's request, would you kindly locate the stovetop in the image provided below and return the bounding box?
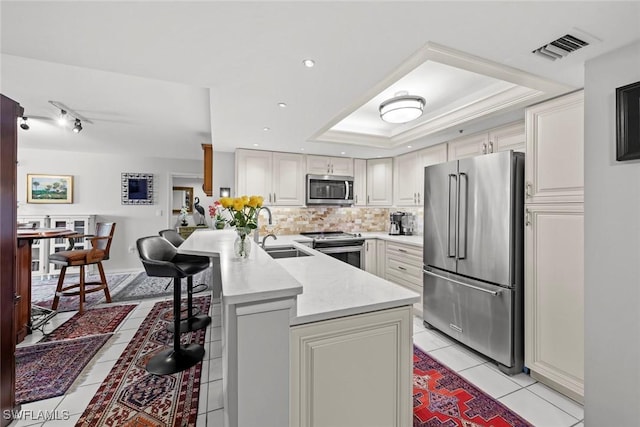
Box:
[300,231,363,240]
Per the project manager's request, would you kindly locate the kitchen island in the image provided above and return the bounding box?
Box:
[179,229,419,427]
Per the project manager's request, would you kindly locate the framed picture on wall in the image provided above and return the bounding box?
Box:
[121,172,154,205]
[27,174,73,204]
[616,80,640,161]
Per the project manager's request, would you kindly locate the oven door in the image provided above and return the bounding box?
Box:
[315,245,364,269]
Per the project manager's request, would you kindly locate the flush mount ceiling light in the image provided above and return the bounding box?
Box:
[379,93,426,124]
[19,116,29,130]
[278,102,287,108]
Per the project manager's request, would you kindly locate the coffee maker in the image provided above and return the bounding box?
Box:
[389,211,415,235]
[389,212,406,235]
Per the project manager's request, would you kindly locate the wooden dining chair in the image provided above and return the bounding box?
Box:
[49,222,116,314]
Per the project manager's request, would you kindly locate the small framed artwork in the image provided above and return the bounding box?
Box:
[27,174,73,204]
[121,172,154,205]
[616,80,640,161]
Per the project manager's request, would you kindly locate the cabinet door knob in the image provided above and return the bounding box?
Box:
[367,195,370,204]
[489,141,494,153]
[482,143,487,154]
[273,193,276,203]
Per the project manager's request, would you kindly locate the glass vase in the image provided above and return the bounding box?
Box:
[234,227,252,259]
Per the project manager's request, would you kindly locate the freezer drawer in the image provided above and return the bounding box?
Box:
[423,267,515,368]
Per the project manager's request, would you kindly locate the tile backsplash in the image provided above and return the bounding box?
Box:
[260,206,424,236]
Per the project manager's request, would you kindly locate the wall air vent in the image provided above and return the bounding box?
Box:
[532,34,589,61]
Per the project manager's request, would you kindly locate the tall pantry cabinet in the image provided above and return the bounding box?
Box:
[524,90,584,403]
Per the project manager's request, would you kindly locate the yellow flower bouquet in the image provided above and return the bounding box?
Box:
[217,195,264,258]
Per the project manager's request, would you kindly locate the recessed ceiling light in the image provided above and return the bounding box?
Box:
[340,152,346,155]
[302,59,315,68]
[278,102,287,108]
[263,127,271,131]
[407,145,412,148]
[300,148,305,151]
[253,143,259,147]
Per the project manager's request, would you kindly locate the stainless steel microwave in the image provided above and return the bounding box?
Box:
[306,174,354,206]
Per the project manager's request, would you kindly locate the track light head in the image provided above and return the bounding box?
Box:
[19,116,29,130]
[58,109,68,126]
[72,118,82,133]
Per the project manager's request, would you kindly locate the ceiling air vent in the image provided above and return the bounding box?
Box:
[532,34,589,61]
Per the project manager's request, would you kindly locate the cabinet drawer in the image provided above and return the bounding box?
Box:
[386,242,422,263]
[386,258,422,286]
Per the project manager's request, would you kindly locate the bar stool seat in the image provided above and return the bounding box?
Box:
[159,229,211,332]
[136,236,211,375]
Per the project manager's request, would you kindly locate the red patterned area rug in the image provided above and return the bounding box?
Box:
[42,304,136,342]
[413,346,533,427]
[16,334,112,404]
[77,295,211,427]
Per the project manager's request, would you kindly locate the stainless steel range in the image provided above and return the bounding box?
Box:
[300,231,365,269]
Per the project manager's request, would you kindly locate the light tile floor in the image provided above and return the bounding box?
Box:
[10,298,584,426]
[412,316,585,427]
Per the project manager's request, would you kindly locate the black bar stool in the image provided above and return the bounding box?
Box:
[136,236,211,375]
[158,229,210,333]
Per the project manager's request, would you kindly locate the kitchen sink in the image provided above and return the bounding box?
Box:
[264,245,312,259]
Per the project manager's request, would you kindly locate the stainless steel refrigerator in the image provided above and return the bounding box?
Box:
[423,150,524,375]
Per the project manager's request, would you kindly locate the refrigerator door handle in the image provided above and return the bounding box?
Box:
[458,172,468,260]
[423,269,501,296]
[447,173,457,258]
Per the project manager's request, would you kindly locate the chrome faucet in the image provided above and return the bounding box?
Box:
[261,233,277,248]
[254,206,272,243]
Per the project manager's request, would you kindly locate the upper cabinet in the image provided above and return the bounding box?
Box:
[306,155,353,176]
[353,159,367,206]
[394,143,447,206]
[366,158,393,206]
[447,121,525,161]
[235,149,305,206]
[202,144,213,196]
[525,91,584,204]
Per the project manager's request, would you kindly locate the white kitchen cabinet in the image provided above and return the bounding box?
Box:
[17,215,48,276]
[235,149,305,206]
[525,91,584,204]
[363,239,380,276]
[447,121,525,161]
[353,158,367,206]
[524,204,584,403]
[366,158,393,206]
[290,305,413,427]
[394,143,447,206]
[306,155,353,176]
[384,242,423,316]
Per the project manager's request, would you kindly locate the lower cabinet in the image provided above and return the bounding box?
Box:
[290,306,413,427]
[525,204,584,402]
[364,239,381,276]
[384,242,423,316]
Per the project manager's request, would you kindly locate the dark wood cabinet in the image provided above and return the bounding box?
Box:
[1,94,22,426]
[202,143,212,197]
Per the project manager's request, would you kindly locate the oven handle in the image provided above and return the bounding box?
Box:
[316,246,363,255]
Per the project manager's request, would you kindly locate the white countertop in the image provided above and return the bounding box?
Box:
[179,229,420,324]
[179,229,303,305]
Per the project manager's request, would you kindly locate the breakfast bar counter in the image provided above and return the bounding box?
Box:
[180,229,419,427]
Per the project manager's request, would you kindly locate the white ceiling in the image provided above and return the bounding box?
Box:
[1,1,639,160]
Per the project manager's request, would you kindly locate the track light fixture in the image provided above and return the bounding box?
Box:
[58,109,68,126]
[48,101,92,134]
[72,118,83,133]
[19,116,29,130]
